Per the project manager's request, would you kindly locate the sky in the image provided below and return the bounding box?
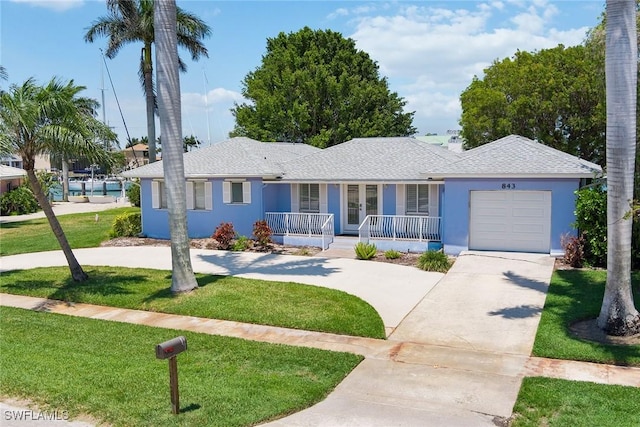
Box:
[1,0,603,148]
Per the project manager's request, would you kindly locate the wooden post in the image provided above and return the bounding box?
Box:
[168,356,179,414]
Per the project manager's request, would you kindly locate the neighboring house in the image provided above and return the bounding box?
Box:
[123,143,151,168]
[1,154,51,171]
[415,130,463,153]
[0,165,27,195]
[123,135,602,256]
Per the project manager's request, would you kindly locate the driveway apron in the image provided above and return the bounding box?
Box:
[265,251,555,426]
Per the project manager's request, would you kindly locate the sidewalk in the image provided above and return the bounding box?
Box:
[0,200,131,224]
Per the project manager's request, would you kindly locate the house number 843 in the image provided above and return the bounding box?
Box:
[501,183,516,189]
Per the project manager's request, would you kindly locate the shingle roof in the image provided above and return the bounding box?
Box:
[281,137,461,181]
[425,135,602,178]
[0,165,27,179]
[122,137,320,179]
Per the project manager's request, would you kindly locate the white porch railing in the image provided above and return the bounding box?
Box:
[265,212,335,248]
[359,215,441,243]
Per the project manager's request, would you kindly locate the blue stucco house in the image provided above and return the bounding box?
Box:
[123,135,601,256]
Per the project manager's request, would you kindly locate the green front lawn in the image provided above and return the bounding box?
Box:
[532,269,640,366]
[0,306,362,427]
[0,207,139,256]
[511,377,640,427]
[0,266,386,339]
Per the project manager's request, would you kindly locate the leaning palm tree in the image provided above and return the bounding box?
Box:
[0,78,116,281]
[84,0,211,164]
[154,0,198,293]
[598,0,640,335]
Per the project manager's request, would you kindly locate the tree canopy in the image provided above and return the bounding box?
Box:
[459,45,605,164]
[230,27,416,148]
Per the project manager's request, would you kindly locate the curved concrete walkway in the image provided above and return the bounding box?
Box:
[1,248,638,426]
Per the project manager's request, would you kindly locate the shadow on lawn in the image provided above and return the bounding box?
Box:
[141,274,223,303]
[195,251,340,278]
[2,268,150,301]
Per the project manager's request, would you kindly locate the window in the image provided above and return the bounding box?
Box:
[299,183,320,213]
[406,184,429,215]
[223,181,251,204]
[152,180,168,209]
[186,180,212,210]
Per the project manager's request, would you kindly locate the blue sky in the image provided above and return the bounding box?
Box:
[1,0,602,147]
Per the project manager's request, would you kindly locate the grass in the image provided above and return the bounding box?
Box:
[0,306,362,427]
[0,266,386,339]
[532,269,640,366]
[511,377,640,427]
[0,207,139,256]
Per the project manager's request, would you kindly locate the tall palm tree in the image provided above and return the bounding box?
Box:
[0,78,115,281]
[154,0,198,294]
[598,0,640,335]
[85,0,211,164]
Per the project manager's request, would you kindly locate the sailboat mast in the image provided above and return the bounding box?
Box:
[203,68,212,146]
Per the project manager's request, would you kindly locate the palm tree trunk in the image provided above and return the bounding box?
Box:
[155,0,198,294]
[598,0,640,335]
[143,43,157,164]
[26,169,88,282]
[61,158,69,202]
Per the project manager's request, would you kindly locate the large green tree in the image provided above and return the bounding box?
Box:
[85,0,211,164]
[0,78,115,281]
[598,0,640,336]
[154,0,198,294]
[230,27,416,148]
[459,45,605,164]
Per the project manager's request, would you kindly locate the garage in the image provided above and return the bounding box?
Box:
[469,191,551,253]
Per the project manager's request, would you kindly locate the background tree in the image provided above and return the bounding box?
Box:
[459,45,605,163]
[231,27,416,148]
[154,0,198,294]
[0,78,115,281]
[85,0,211,164]
[183,134,201,152]
[598,0,640,336]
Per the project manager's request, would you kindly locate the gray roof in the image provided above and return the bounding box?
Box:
[426,135,602,178]
[122,137,320,179]
[281,137,461,181]
[0,165,27,179]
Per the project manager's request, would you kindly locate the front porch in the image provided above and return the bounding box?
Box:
[265,212,442,252]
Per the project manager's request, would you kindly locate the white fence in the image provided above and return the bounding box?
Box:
[359,215,441,243]
[265,212,335,249]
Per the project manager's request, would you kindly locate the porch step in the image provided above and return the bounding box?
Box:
[328,236,360,250]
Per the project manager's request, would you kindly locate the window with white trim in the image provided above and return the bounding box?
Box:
[186,180,212,210]
[223,181,251,204]
[299,183,320,213]
[406,184,429,215]
[152,180,167,209]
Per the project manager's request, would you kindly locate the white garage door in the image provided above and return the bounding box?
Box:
[469,191,551,253]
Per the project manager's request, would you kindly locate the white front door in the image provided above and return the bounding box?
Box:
[343,184,379,233]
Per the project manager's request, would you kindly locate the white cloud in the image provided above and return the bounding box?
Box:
[9,0,83,11]
[345,2,591,134]
[182,88,245,110]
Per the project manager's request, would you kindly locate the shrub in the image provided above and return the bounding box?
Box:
[574,186,607,267]
[0,185,39,215]
[384,250,402,260]
[416,250,451,273]
[354,242,377,260]
[213,222,235,250]
[561,233,585,268]
[110,212,142,237]
[232,235,251,251]
[126,180,140,207]
[253,220,272,250]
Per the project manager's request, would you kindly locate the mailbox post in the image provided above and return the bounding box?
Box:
[155,336,187,414]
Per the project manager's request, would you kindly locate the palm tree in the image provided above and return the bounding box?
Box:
[0,78,115,281]
[84,0,211,165]
[154,0,198,294]
[598,0,640,335]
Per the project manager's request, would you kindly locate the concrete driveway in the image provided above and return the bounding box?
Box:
[264,251,555,426]
[0,246,443,333]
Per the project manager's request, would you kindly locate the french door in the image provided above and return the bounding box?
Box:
[343,184,378,233]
